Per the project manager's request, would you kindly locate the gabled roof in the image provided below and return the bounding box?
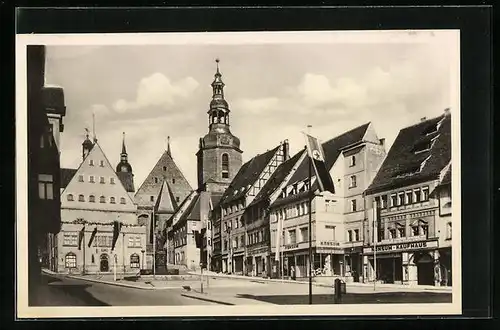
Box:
[154,180,178,214]
[286,123,370,186]
[219,145,281,205]
[365,113,451,195]
[61,168,77,188]
[248,149,305,208]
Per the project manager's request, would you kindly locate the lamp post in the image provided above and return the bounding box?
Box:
[141,249,145,271]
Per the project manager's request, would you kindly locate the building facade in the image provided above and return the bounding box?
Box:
[212,142,289,274]
[27,45,66,302]
[134,139,192,270]
[363,110,451,286]
[51,134,146,274]
[269,123,386,281]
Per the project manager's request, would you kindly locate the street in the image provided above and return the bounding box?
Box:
[31,273,452,306]
[31,274,218,306]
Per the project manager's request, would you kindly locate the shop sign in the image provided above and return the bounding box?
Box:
[364,240,438,254]
[284,243,299,250]
[318,240,340,247]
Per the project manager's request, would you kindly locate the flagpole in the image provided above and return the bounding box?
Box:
[82,226,86,275]
[153,209,156,280]
[373,200,377,291]
[308,153,313,305]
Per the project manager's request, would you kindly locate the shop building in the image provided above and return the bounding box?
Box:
[269,123,386,280]
[363,110,451,286]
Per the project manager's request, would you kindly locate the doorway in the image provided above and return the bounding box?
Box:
[416,252,434,285]
[100,254,109,272]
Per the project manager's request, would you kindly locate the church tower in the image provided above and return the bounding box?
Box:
[116,132,133,173]
[196,59,243,193]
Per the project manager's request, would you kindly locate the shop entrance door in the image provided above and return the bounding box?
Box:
[416,253,435,285]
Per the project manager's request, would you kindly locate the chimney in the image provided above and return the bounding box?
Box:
[444,108,451,116]
[282,139,290,160]
[379,138,385,147]
[420,117,427,122]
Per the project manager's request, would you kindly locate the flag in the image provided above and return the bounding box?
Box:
[111,220,122,251]
[88,226,98,248]
[78,225,85,250]
[303,133,335,194]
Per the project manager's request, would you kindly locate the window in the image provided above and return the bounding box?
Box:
[89,195,95,203]
[154,177,158,184]
[110,177,115,184]
[414,189,421,203]
[240,235,245,246]
[222,153,229,178]
[100,176,105,184]
[398,192,405,206]
[100,160,104,167]
[223,240,228,250]
[288,229,296,244]
[391,194,397,207]
[130,254,140,268]
[300,227,308,242]
[348,230,353,242]
[398,226,406,238]
[38,174,54,200]
[381,195,388,209]
[325,225,336,241]
[163,166,167,171]
[91,255,95,263]
[412,226,420,236]
[176,197,180,202]
[389,228,397,239]
[354,229,360,241]
[63,233,78,246]
[99,195,106,203]
[349,175,357,188]
[120,197,126,204]
[67,194,74,201]
[65,253,77,268]
[208,239,212,246]
[350,199,357,212]
[406,191,413,204]
[150,196,155,202]
[172,178,176,184]
[422,224,429,237]
[446,222,452,239]
[350,155,356,167]
[78,175,84,182]
[89,175,95,183]
[422,186,429,201]
[78,194,85,202]
[110,197,116,204]
[89,159,94,166]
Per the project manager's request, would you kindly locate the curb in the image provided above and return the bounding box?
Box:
[189,272,453,293]
[180,293,235,306]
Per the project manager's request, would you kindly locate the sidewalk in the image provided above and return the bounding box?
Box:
[187,270,453,293]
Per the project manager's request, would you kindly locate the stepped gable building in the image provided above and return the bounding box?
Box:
[27,45,67,302]
[134,138,193,268]
[269,123,386,281]
[211,141,290,274]
[363,109,452,286]
[243,149,306,277]
[52,132,146,274]
[196,59,243,193]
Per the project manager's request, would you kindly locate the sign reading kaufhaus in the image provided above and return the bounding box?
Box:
[364,239,438,254]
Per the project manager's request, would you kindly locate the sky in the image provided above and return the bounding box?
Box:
[44,32,457,191]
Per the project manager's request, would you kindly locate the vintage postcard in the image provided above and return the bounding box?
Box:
[16,30,461,318]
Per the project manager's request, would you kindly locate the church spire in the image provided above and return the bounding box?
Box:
[92,112,97,143]
[167,136,171,156]
[211,58,225,99]
[116,131,132,173]
[208,58,231,128]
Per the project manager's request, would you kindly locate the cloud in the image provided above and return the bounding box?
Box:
[112,73,199,113]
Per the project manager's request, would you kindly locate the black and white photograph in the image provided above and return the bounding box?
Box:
[16,30,461,318]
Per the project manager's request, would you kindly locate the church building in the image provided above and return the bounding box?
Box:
[49,131,146,275]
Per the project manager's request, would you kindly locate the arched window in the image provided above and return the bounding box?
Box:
[110,197,116,204]
[65,252,77,268]
[130,254,140,268]
[100,195,106,203]
[67,194,74,201]
[222,153,229,178]
[89,195,95,203]
[120,197,126,204]
[78,194,85,202]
